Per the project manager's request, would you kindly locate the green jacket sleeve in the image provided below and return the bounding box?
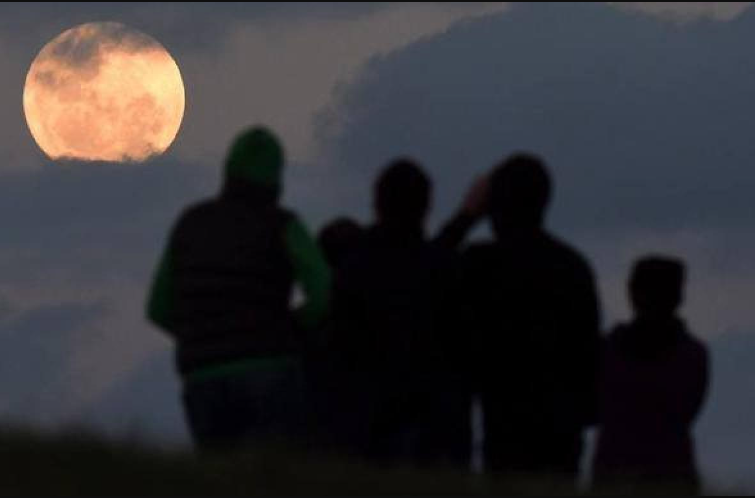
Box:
[284,216,332,329]
[146,246,174,331]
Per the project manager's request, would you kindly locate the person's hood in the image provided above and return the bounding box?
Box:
[224,127,284,189]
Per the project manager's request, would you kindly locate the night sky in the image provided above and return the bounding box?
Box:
[0,2,753,490]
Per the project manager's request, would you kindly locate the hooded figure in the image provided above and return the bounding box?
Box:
[146,127,331,451]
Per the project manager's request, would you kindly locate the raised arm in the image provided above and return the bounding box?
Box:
[434,174,490,250]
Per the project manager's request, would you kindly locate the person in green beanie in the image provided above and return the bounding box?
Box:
[146,127,331,451]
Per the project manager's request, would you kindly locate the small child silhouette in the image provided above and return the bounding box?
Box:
[593,256,709,493]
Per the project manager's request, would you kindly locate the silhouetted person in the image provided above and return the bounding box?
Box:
[593,257,709,494]
[318,217,364,269]
[145,127,331,451]
[458,154,601,479]
[332,159,470,467]
[307,217,365,450]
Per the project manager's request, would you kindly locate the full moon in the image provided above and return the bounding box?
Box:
[23,22,185,162]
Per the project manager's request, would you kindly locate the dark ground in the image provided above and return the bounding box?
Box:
[0,427,738,496]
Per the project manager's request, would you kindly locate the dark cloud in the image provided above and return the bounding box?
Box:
[41,22,160,71]
[28,22,165,91]
[696,331,755,490]
[0,3,391,56]
[0,157,216,282]
[317,2,755,237]
[32,69,58,86]
[79,349,188,444]
[0,152,327,285]
[0,301,106,336]
[0,301,109,424]
[0,153,221,429]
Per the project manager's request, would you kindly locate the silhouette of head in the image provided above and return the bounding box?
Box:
[224,127,284,189]
[630,256,686,319]
[489,153,551,236]
[374,158,431,229]
[318,217,363,267]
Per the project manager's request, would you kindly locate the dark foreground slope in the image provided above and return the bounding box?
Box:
[0,428,741,496]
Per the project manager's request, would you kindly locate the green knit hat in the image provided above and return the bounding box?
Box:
[224,127,284,187]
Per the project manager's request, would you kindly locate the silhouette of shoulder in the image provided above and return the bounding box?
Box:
[170,198,222,240]
[606,323,708,362]
[545,233,594,274]
[462,231,595,280]
[526,233,595,284]
[677,328,708,360]
[171,196,293,240]
[176,197,218,221]
[343,227,454,270]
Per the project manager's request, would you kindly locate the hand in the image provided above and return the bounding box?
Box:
[461,174,490,219]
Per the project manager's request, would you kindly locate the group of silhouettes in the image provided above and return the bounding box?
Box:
[146,127,710,493]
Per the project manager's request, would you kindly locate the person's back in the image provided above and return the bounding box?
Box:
[339,224,456,386]
[461,154,600,477]
[593,257,709,493]
[146,127,331,451]
[168,189,297,372]
[332,159,468,466]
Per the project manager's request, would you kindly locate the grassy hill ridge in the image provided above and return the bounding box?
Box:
[0,427,738,496]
